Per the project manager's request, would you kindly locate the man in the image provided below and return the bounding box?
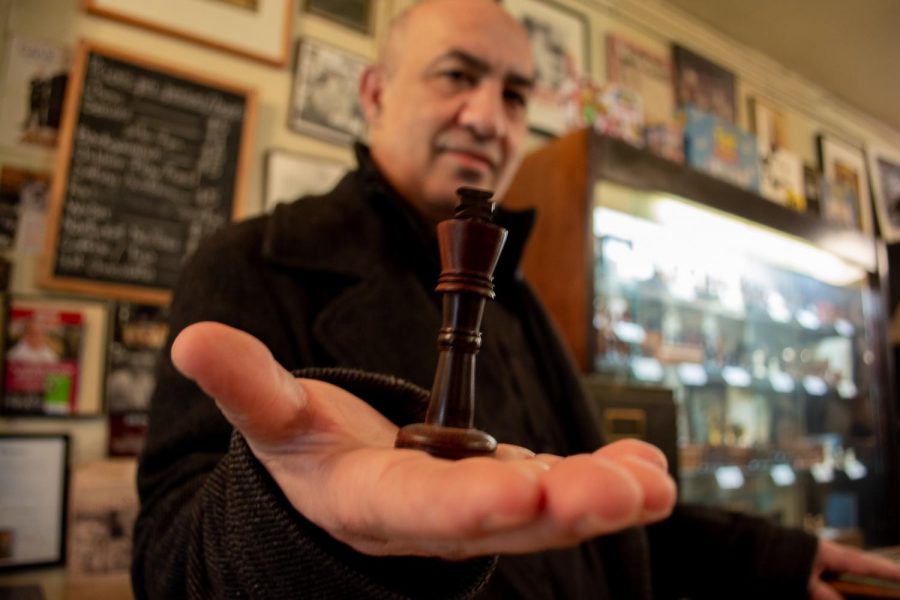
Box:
[132,1,900,598]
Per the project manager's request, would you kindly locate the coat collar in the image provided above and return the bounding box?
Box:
[260,144,536,286]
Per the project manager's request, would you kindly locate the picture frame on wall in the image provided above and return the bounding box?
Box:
[672,44,736,124]
[748,96,804,211]
[288,38,367,145]
[606,34,673,127]
[303,0,373,34]
[867,146,900,243]
[0,35,69,153]
[84,0,294,66]
[264,148,349,211]
[1,295,110,417]
[817,133,874,235]
[0,434,70,571]
[502,0,589,135]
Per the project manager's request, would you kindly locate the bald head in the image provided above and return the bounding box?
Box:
[379,0,527,78]
[358,0,535,224]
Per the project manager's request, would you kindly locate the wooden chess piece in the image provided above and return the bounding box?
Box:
[394,187,508,460]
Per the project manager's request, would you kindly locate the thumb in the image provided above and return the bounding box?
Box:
[171,322,309,443]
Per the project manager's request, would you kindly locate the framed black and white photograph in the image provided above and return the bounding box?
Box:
[503,0,588,135]
[817,133,874,235]
[264,148,349,211]
[289,38,367,144]
[867,146,900,243]
[0,434,70,571]
[303,0,373,33]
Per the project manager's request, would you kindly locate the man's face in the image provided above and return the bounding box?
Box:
[362,0,535,224]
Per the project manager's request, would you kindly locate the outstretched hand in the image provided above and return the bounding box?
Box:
[809,539,900,600]
[172,321,677,559]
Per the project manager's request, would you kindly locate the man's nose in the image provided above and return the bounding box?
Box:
[458,81,507,141]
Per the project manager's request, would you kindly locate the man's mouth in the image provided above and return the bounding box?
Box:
[439,146,499,173]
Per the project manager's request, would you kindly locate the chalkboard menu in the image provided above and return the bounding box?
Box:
[43,42,256,304]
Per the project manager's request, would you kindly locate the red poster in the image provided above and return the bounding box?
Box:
[2,307,83,415]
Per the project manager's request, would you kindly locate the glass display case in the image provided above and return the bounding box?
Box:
[504,130,899,546]
[592,181,879,534]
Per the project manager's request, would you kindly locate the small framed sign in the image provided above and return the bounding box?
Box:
[0,434,70,571]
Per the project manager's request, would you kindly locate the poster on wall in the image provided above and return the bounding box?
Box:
[2,305,85,416]
[66,459,138,586]
[0,36,69,152]
[817,133,874,236]
[503,0,588,135]
[748,96,804,211]
[867,146,900,243]
[106,302,169,456]
[288,38,367,144]
[606,35,673,127]
[1,295,109,417]
[672,44,736,124]
[606,34,682,161]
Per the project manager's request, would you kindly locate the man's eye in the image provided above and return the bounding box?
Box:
[441,69,476,85]
[504,89,528,108]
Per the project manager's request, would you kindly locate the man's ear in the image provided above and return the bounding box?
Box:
[359,65,384,128]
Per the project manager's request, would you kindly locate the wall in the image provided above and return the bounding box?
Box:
[0,0,898,597]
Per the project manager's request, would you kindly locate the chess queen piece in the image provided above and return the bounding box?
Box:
[394,187,508,460]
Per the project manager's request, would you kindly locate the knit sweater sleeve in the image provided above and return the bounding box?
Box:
[646,503,819,599]
[131,222,495,599]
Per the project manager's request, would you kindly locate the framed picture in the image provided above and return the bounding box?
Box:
[264,149,349,211]
[84,0,294,66]
[0,166,48,252]
[0,36,69,153]
[606,34,673,127]
[673,44,736,124]
[748,96,804,211]
[1,295,110,417]
[288,39,367,144]
[303,0,373,33]
[106,302,170,457]
[0,166,51,255]
[0,434,70,571]
[66,459,138,581]
[817,133,874,235]
[867,146,900,243]
[503,0,589,135]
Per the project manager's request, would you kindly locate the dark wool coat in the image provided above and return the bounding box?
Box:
[132,147,818,599]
